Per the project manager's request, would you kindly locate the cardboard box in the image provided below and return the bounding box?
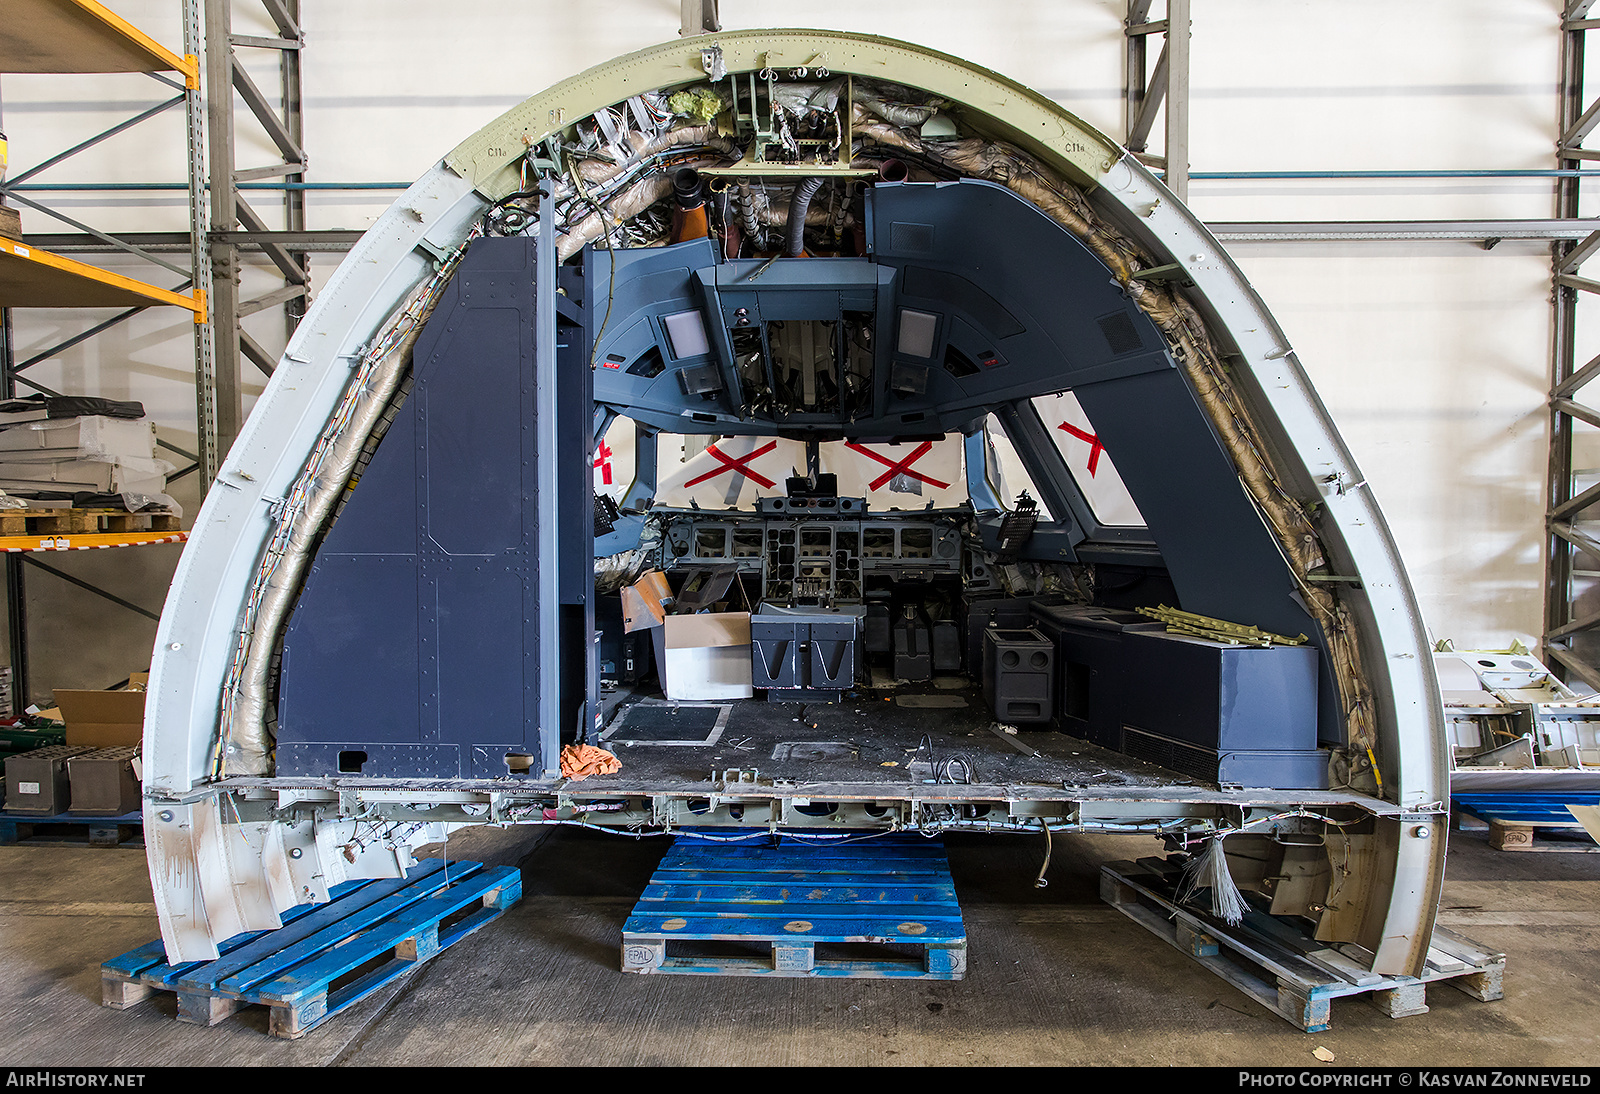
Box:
[0,205,20,240]
[67,746,141,815]
[53,677,146,748]
[623,567,753,700]
[652,613,754,701]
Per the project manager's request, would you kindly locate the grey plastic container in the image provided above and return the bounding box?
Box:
[751,606,863,691]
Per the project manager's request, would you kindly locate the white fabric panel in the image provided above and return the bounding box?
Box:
[656,435,806,509]
[818,437,966,509]
[1033,392,1145,527]
[593,416,636,502]
[983,415,1052,519]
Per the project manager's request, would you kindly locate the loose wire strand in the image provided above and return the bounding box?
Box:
[1033,818,1052,889]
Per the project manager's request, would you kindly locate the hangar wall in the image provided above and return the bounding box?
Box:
[0,0,1567,697]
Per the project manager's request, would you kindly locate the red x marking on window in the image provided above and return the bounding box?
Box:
[593,439,614,486]
[684,440,779,489]
[845,441,951,491]
[1057,421,1105,477]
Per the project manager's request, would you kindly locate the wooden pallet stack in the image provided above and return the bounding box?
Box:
[0,809,141,848]
[1101,858,1506,1033]
[0,507,180,536]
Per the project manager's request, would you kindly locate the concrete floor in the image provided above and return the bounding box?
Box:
[2,821,1596,1067]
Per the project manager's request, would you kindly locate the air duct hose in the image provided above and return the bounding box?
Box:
[670,167,709,243]
[734,182,763,251]
[877,159,909,182]
[785,177,824,256]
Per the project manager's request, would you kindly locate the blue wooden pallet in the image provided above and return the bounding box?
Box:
[622,834,967,979]
[0,810,141,848]
[1452,792,1600,851]
[102,857,521,1038]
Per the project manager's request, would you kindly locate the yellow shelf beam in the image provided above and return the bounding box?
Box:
[0,237,205,320]
[0,530,187,552]
[1,0,199,87]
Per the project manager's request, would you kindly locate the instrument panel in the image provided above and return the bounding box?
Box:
[657,507,965,608]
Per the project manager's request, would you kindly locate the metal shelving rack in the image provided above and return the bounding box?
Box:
[0,0,210,710]
[1544,0,1600,689]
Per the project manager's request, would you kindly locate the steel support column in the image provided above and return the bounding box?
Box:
[1546,2,1599,679]
[186,0,218,496]
[278,1,306,338]
[0,76,18,717]
[202,0,307,484]
[0,307,23,716]
[680,0,720,36]
[1125,0,1189,202]
[202,0,237,482]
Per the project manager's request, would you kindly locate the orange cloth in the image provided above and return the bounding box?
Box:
[560,743,621,781]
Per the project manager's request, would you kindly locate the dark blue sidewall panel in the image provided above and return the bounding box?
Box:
[279,554,421,743]
[422,307,526,555]
[279,239,547,779]
[1073,370,1306,638]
